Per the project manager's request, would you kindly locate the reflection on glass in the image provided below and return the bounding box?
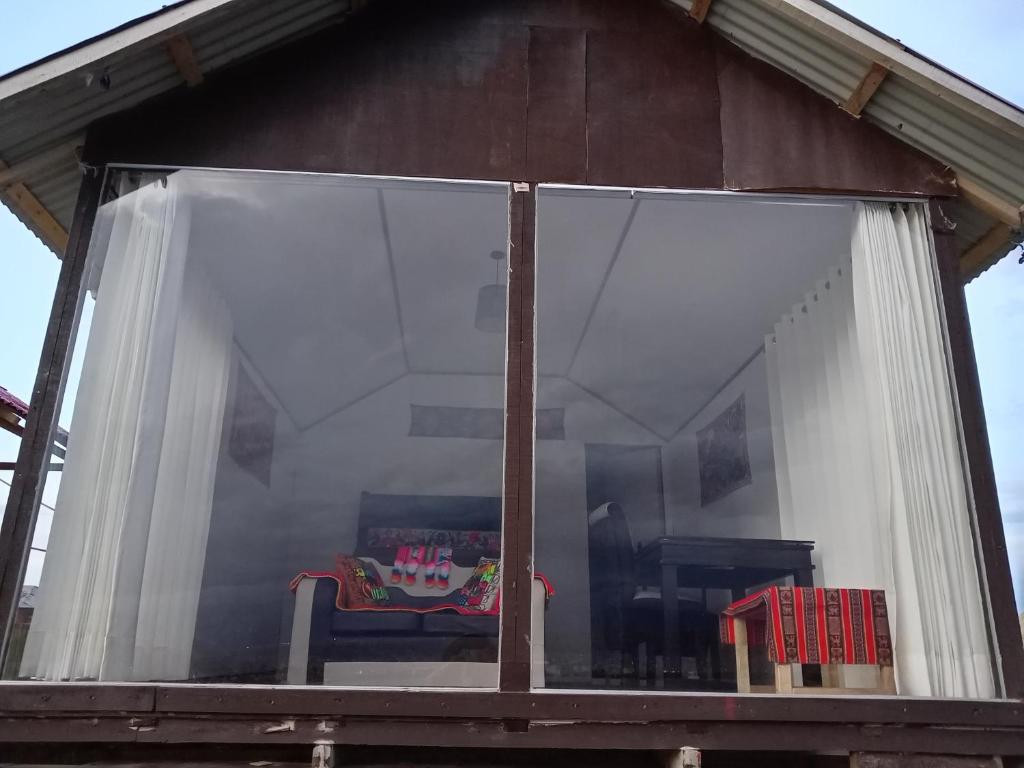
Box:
[534,187,995,698]
[5,169,510,687]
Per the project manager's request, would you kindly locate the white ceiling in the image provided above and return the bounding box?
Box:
[538,191,854,440]
[185,171,509,430]
[182,172,853,438]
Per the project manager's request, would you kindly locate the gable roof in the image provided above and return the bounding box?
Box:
[0,0,1021,277]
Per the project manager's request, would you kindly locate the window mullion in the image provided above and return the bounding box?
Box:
[498,185,535,692]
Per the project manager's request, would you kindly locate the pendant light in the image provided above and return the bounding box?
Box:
[474,249,506,333]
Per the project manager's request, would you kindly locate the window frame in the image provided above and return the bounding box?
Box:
[0,167,1020,753]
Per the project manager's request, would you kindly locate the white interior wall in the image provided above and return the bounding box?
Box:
[535,376,667,681]
[285,374,506,572]
[662,351,781,540]
[192,349,300,680]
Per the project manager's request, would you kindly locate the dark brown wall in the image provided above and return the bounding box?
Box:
[86,0,954,196]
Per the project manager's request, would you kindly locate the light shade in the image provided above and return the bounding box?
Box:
[474,283,506,333]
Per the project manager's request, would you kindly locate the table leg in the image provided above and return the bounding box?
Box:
[793,567,815,686]
[662,564,681,682]
[733,617,750,694]
[774,662,794,693]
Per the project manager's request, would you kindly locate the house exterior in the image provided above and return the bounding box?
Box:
[0,0,1022,765]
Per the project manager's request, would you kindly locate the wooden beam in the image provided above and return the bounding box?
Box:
[165,33,204,87]
[0,157,68,254]
[852,754,1000,768]
[960,222,1013,278]
[959,175,1024,228]
[842,61,889,117]
[689,0,713,23]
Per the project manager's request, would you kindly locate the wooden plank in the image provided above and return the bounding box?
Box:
[369,8,529,181]
[525,26,587,183]
[716,38,955,195]
[586,23,723,188]
[851,754,1000,768]
[960,222,1012,278]
[842,61,889,117]
[515,188,536,679]
[0,682,155,713]
[9,682,1024,733]
[165,33,204,87]
[958,175,1023,227]
[499,187,528,692]
[89,6,531,180]
[0,714,1021,755]
[689,0,713,23]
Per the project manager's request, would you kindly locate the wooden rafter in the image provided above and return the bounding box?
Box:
[842,61,889,117]
[960,222,1014,278]
[689,0,713,23]
[166,33,204,87]
[0,157,68,254]
[958,175,1024,228]
[0,138,82,189]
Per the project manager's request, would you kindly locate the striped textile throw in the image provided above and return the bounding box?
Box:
[720,586,893,666]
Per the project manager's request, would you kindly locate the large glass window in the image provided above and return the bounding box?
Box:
[4,168,510,687]
[534,186,995,698]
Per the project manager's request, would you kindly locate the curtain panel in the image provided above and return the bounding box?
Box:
[766,202,994,698]
[20,177,232,682]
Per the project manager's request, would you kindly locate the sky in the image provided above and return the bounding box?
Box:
[1,1,1023,601]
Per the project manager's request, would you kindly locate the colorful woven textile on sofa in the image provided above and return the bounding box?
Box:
[289,555,554,617]
[719,586,893,666]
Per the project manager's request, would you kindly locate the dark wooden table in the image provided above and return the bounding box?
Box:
[634,536,815,679]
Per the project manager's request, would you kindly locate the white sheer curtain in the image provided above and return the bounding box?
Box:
[765,261,883,589]
[766,202,994,698]
[21,175,232,682]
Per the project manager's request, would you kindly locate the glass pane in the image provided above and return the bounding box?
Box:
[534,186,995,698]
[965,254,1024,627]
[5,168,510,687]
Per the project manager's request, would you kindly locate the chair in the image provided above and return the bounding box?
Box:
[587,502,718,682]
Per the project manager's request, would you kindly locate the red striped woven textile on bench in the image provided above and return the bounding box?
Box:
[719,586,893,666]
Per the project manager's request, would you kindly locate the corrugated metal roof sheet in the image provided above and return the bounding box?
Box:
[673,0,1023,276]
[1,0,1022,274]
[0,0,351,253]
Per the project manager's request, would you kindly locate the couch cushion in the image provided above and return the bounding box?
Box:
[331,610,420,635]
[421,612,499,636]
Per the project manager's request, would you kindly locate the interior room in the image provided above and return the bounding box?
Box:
[534,186,993,699]
[18,169,517,687]
[534,189,856,689]
[16,171,994,700]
